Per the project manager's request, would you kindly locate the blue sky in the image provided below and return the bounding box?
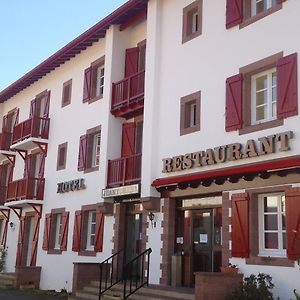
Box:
[0,0,127,91]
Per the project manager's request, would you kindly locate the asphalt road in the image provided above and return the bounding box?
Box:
[0,289,67,299]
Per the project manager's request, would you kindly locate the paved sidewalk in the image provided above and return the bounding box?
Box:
[0,289,68,299]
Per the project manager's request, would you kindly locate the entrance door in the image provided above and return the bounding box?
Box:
[22,216,35,267]
[125,212,142,262]
[178,207,222,286]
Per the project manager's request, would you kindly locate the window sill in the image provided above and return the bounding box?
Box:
[89,95,103,104]
[246,255,294,267]
[47,249,62,255]
[182,31,202,44]
[239,4,282,29]
[180,124,200,136]
[78,250,97,257]
[84,166,99,174]
[239,119,283,135]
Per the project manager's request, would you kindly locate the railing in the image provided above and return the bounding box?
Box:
[0,186,7,205]
[6,177,45,202]
[123,248,152,299]
[12,116,50,144]
[112,71,145,111]
[0,131,13,151]
[107,153,142,187]
[99,249,125,299]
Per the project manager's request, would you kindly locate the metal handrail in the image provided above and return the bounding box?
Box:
[99,249,125,299]
[123,248,152,299]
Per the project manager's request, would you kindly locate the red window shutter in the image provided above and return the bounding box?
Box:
[94,209,105,252]
[72,210,82,252]
[42,213,52,251]
[16,216,26,267]
[231,193,249,258]
[2,115,7,132]
[125,47,139,78]
[83,67,92,103]
[121,123,136,157]
[277,0,286,3]
[226,0,243,29]
[30,215,40,266]
[14,108,19,127]
[225,74,243,132]
[60,211,69,251]
[277,53,298,119]
[0,211,9,248]
[24,154,32,177]
[286,188,300,260]
[78,135,88,171]
[43,90,51,118]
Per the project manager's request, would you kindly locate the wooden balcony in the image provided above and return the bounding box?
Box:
[0,131,13,151]
[107,153,142,188]
[6,177,45,202]
[111,71,145,118]
[12,116,50,145]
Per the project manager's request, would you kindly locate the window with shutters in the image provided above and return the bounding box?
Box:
[86,211,96,251]
[78,125,101,173]
[72,205,105,256]
[54,213,63,250]
[57,142,67,171]
[226,52,298,135]
[62,79,72,107]
[82,56,105,104]
[226,0,285,29]
[180,91,201,136]
[251,68,277,125]
[182,0,203,44]
[42,208,69,254]
[258,193,286,257]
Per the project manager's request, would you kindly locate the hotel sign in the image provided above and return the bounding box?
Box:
[162,131,293,173]
[102,184,140,198]
[57,178,86,193]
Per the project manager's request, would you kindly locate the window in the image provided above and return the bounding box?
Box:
[57,142,67,171]
[72,206,105,255]
[226,0,285,29]
[258,193,286,257]
[82,56,105,103]
[62,79,72,107]
[251,0,277,16]
[78,125,101,173]
[251,68,277,125]
[92,133,101,167]
[42,209,69,254]
[180,91,201,135]
[225,52,298,134]
[54,214,63,249]
[182,0,203,44]
[86,211,96,251]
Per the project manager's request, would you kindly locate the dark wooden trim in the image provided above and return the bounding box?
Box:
[141,197,160,212]
[61,79,72,108]
[56,142,68,171]
[182,0,203,44]
[180,91,201,136]
[89,56,105,103]
[97,202,113,216]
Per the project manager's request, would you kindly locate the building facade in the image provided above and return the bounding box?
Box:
[0,0,299,299]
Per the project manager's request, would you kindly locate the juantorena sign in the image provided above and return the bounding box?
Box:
[162,131,293,173]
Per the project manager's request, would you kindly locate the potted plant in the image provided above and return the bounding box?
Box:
[220,263,239,274]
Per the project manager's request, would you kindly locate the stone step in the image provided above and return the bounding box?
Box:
[0,278,15,285]
[0,273,16,280]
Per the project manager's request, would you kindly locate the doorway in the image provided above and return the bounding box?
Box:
[175,198,222,286]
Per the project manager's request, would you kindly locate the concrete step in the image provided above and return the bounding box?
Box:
[0,273,16,280]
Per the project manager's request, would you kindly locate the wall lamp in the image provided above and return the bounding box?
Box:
[148,212,156,228]
[9,222,15,231]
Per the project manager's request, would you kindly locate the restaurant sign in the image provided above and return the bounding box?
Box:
[162,131,293,173]
[102,184,140,198]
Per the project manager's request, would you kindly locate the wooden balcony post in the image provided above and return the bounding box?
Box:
[122,157,127,186]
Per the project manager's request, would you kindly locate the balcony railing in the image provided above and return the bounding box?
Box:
[6,177,45,202]
[107,153,142,188]
[12,116,50,145]
[111,71,145,116]
[0,186,7,205]
[0,131,13,151]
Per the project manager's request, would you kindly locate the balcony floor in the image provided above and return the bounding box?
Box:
[5,199,43,208]
[10,137,48,151]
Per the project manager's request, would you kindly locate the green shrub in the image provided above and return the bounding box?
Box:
[0,248,7,272]
[226,273,275,300]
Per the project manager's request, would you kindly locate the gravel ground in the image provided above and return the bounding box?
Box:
[0,289,68,300]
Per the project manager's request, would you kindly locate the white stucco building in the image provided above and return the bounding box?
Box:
[0,1,299,299]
